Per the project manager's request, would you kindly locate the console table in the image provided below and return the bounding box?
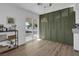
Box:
[0,30,18,54]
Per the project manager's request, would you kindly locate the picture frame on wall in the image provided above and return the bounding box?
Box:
[7,17,15,24]
[7,17,17,30]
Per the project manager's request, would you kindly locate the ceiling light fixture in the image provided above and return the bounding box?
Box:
[37,3,52,8]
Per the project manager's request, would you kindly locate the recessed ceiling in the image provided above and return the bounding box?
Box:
[15,3,75,15]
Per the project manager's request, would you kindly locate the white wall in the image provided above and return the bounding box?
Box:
[0,3,39,45]
[74,4,79,23]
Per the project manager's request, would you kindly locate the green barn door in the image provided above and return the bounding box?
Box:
[61,8,69,44]
[39,14,49,40]
[49,12,56,41]
[49,13,53,41]
[53,11,63,42]
[67,8,75,45]
[61,8,75,45]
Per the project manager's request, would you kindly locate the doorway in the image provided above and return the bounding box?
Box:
[25,18,38,42]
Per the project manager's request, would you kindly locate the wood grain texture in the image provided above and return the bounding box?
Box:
[1,40,79,56]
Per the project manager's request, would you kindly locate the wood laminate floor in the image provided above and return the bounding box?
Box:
[0,39,79,56]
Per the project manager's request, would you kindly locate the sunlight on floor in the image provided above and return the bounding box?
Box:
[36,38,42,41]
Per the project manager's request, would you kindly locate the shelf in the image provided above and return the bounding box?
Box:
[0,30,17,32]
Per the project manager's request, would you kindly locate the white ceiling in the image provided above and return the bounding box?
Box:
[15,3,75,15]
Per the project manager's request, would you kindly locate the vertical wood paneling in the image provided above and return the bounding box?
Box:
[61,8,69,44]
[39,7,75,45]
[39,14,50,40]
[49,12,57,41]
[54,11,62,42]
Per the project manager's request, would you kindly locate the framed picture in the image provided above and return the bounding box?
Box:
[7,17,15,24]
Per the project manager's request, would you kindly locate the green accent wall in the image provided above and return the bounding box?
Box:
[39,7,75,45]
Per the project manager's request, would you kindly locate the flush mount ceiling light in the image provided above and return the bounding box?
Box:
[37,3,42,5]
[37,3,52,8]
